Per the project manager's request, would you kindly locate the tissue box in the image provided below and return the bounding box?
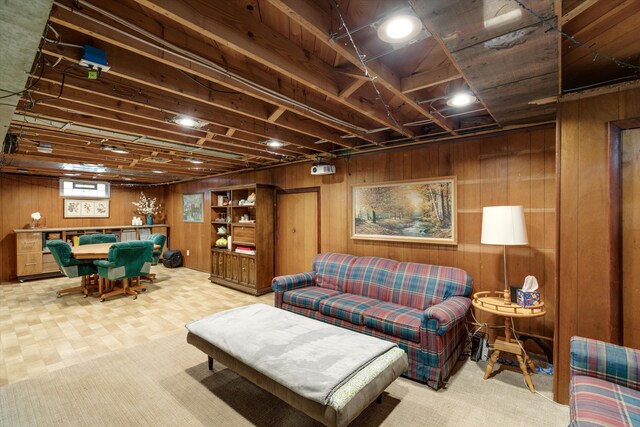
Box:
[517,289,540,307]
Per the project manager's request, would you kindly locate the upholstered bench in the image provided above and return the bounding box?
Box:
[186,304,408,427]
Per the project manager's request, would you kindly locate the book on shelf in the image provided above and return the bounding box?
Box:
[235,246,256,255]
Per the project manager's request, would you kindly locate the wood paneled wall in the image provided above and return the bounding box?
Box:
[165,127,556,342]
[556,87,640,403]
[0,175,163,281]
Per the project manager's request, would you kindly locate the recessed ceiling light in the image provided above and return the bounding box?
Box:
[122,177,133,181]
[102,145,130,154]
[168,115,205,129]
[185,157,204,164]
[266,139,284,148]
[446,92,477,108]
[152,170,164,174]
[63,173,80,176]
[377,14,423,44]
[36,143,52,154]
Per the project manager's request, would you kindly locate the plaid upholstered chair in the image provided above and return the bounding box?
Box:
[93,240,154,301]
[46,240,97,298]
[79,233,117,245]
[570,336,640,426]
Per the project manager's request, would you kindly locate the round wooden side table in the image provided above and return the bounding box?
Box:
[472,291,546,393]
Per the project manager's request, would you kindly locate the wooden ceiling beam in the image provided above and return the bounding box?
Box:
[20,126,245,166]
[14,125,251,167]
[561,0,599,25]
[265,0,456,135]
[15,105,280,162]
[34,71,317,155]
[30,80,312,157]
[42,44,349,151]
[49,3,374,147]
[338,79,366,99]
[400,64,462,94]
[125,0,403,140]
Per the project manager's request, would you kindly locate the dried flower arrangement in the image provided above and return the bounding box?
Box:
[132,192,160,215]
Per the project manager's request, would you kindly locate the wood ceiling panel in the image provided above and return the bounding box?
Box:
[414,0,558,125]
[13,0,637,182]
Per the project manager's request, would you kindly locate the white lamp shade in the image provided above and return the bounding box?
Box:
[481,206,528,245]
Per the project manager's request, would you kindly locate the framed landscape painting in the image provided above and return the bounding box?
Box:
[183,193,204,223]
[351,176,457,245]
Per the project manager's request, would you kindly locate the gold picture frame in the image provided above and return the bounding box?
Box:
[351,176,457,245]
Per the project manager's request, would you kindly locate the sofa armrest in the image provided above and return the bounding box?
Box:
[570,336,640,391]
[271,272,315,293]
[423,296,471,336]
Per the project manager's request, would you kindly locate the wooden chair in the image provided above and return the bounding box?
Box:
[46,240,98,297]
[93,240,154,301]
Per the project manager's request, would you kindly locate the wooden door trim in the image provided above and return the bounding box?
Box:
[275,187,321,254]
[608,122,622,345]
[608,118,640,345]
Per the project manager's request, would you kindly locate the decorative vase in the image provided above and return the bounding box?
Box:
[146,214,153,225]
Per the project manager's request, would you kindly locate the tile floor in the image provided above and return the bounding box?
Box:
[0,265,272,385]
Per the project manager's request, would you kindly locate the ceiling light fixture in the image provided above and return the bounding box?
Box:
[377,13,423,44]
[152,170,164,174]
[185,157,204,164]
[265,139,284,148]
[446,92,477,108]
[102,145,130,154]
[63,173,81,176]
[36,143,52,154]
[443,81,478,108]
[167,115,205,129]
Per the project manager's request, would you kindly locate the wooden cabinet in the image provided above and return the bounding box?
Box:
[209,184,274,295]
[14,224,169,281]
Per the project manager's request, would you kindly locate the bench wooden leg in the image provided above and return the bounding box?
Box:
[376,394,383,404]
[208,356,213,371]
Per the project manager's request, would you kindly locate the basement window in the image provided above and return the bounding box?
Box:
[59,179,110,198]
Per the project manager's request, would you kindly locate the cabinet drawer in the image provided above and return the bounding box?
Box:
[17,252,42,276]
[17,232,42,253]
[42,253,60,273]
[233,226,255,244]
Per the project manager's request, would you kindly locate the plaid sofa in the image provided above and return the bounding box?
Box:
[570,336,640,426]
[272,253,472,389]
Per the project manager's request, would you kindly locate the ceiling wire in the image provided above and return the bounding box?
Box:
[513,0,640,70]
[330,0,404,142]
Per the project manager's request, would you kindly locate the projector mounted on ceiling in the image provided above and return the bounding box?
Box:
[310,164,336,175]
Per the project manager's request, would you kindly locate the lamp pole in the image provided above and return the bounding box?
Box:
[503,244,511,304]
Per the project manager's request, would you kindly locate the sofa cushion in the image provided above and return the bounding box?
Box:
[313,253,357,292]
[283,287,339,311]
[344,257,399,301]
[570,375,640,426]
[319,294,382,325]
[391,263,472,310]
[363,302,423,343]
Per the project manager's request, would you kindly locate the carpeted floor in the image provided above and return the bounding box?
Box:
[0,330,568,427]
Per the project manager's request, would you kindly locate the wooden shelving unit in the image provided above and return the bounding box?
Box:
[13,224,168,282]
[209,184,274,295]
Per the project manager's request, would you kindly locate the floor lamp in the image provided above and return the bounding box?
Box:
[481,206,528,304]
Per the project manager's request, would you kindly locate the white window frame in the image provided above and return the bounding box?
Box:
[59,179,110,198]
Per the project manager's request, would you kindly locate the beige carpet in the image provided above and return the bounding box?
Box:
[0,330,568,427]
